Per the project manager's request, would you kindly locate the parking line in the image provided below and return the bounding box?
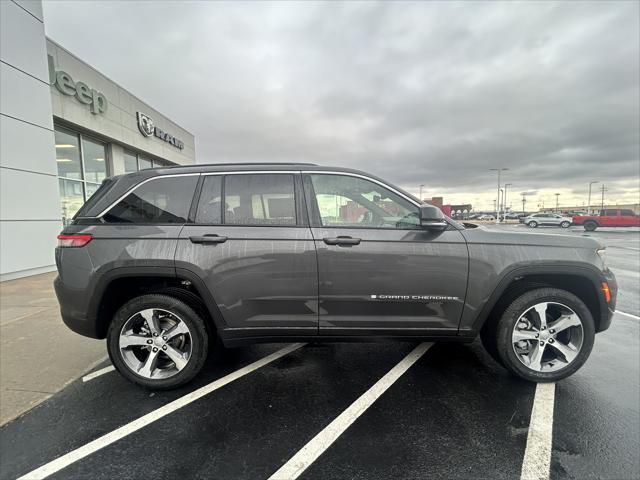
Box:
[617,310,640,320]
[520,382,556,480]
[268,342,433,480]
[82,365,115,383]
[17,343,305,480]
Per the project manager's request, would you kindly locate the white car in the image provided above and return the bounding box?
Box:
[524,213,573,228]
[477,214,496,220]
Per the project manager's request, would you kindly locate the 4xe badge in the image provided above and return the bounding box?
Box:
[136,111,185,150]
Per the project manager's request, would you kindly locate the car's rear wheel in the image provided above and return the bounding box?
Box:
[494,288,595,382]
[107,294,208,389]
[584,220,598,231]
[560,221,571,228]
[528,221,538,228]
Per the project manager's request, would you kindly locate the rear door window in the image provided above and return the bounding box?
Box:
[103,176,198,223]
[223,174,296,225]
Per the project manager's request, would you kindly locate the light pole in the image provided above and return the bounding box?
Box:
[587,181,598,214]
[504,183,512,217]
[490,168,508,224]
[521,192,528,214]
[555,193,560,213]
[419,184,425,202]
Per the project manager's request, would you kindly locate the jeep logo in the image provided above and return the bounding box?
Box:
[47,55,107,115]
[136,111,185,150]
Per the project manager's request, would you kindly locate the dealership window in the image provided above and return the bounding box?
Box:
[123,151,138,173]
[138,156,153,170]
[123,151,170,173]
[55,126,108,225]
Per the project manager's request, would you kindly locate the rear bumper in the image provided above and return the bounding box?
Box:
[54,275,101,338]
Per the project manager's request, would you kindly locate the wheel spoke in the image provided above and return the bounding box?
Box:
[513,329,539,342]
[120,334,150,348]
[548,314,581,333]
[533,303,549,329]
[140,309,160,335]
[166,321,190,341]
[526,342,545,371]
[548,340,578,364]
[138,349,160,378]
[163,345,188,371]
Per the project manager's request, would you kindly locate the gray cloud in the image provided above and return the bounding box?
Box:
[43,1,639,206]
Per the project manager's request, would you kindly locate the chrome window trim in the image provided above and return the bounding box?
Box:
[94,169,419,219]
[95,173,200,218]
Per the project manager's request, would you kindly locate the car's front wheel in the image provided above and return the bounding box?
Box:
[527,221,538,228]
[493,288,595,382]
[107,294,209,389]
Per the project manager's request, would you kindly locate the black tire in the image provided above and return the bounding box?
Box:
[560,221,570,228]
[494,288,595,382]
[107,294,208,389]
[584,221,598,231]
[528,221,538,228]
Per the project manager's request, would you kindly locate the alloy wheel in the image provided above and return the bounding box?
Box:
[511,302,584,373]
[119,308,192,379]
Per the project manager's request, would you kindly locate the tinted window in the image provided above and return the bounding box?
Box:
[224,174,296,225]
[309,174,419,229]
[621,209,636,216]
[104,176,198,223]
[195,176,223,224]
[604,209,618,216]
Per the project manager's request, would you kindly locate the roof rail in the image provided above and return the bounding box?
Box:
[163,162,318,169]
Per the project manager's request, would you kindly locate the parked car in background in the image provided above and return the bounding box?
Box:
[524,213,573,228]
[504,212,521,220]
[477,214,496,221]
[573,209,640,231]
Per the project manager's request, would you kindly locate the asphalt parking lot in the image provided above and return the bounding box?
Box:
[1,225,638,480]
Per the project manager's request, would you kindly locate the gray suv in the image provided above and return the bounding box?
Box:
[55,163,617,389]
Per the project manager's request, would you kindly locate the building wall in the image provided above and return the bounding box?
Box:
[46,39,195,174]
[1,0,60,281]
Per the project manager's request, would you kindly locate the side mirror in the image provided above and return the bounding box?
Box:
[419,204,448,231]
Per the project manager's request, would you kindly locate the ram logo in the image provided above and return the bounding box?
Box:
[137,112,155,137]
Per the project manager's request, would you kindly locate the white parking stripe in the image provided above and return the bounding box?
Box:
[17,343,305,480]
[520,382,556,480]
[268,342,433,480]
[617,310,640,320]
[82,366,115,383]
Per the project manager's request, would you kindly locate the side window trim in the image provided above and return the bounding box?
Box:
[97,173,200,219]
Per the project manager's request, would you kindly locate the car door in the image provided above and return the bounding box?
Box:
[303,172,468,336]
[620,209,640,226]
[175,172,319,339]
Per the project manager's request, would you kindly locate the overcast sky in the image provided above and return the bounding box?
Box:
[43,1,639,210]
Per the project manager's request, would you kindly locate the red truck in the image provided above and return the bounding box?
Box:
[573,208,640,231]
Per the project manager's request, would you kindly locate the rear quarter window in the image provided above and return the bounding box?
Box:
[103,175,198,223]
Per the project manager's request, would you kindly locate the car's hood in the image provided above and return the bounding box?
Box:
[460,225,602,249]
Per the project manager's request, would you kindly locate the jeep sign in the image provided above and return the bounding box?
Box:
[48,55,107,115]
[136,112,184,150]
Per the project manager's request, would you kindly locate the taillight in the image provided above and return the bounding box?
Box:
[57,234,93,248]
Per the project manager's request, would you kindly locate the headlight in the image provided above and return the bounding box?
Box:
[596,248,606,268]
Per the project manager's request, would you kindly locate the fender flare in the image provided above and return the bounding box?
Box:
[466,263,608,334]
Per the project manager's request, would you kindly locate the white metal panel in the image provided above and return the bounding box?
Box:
[13,0,44,21]
[0,167,60,221]
[0,115,56,175]
[0,62,53,129]
[0,220,60,275]
[0,0,48,81]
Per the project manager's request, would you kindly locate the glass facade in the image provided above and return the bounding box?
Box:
[123,151,170,173]
[55,126,107,225]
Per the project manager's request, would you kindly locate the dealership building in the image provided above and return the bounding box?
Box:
[1,0,196,281]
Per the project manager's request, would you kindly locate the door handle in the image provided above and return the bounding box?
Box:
[323,236,361,246]
[189,234,228,244]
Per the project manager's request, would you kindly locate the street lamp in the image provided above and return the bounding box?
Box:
[504,183,512,216]
[555,193,560,213]
[419,184,425,202]
[587,181,598,214]
[490,168,508,224]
